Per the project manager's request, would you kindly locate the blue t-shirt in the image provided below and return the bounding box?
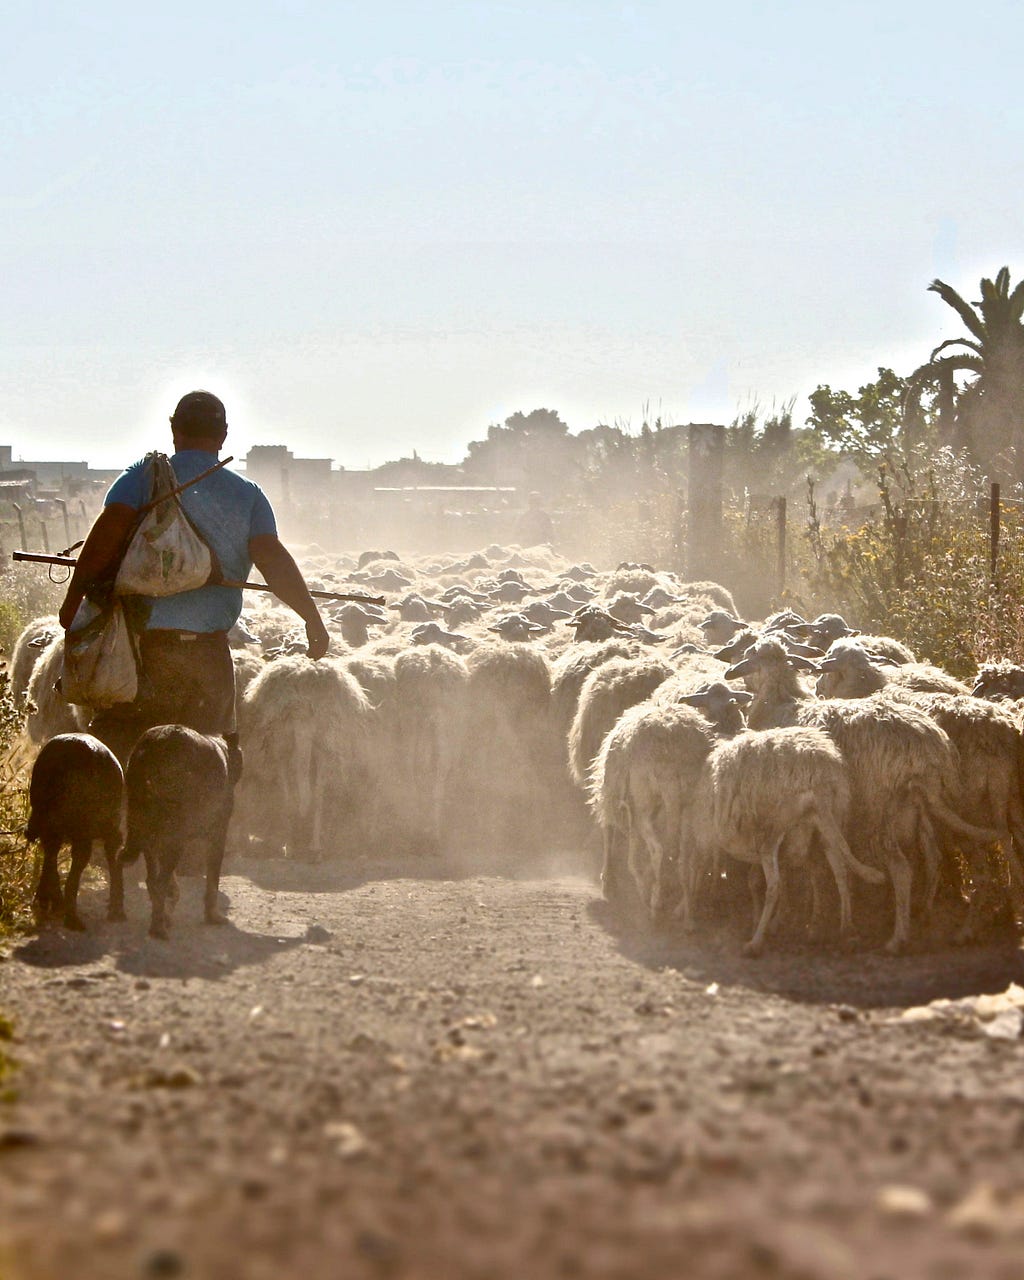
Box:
[105,451,277,633]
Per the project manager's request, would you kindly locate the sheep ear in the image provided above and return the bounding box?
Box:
[729,689,754,705]
[815,655,839,671]
[787,653,818,672]
[868,653,901,667]
[723,658,752,679]
[677,690,708,706]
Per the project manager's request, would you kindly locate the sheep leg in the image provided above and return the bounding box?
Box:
[745,836,783,957]
[33,836,64,915]
[624,802,651,906]
[204,806,231,927]
[62,839,93,931]
[954,839,1007,946]
[634,807,668,922]
[915,803,943,918]
[747,864,764,935]
[811,806,872,939]
[882,834,913,955]
[145,846,179,940]
[104,834,126,922]
[674,819,700,933]
[600,818,628,903]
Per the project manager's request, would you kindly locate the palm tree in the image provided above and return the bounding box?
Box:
[907,267,1024,481]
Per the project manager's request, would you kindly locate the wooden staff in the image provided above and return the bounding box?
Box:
[11,552,385,606]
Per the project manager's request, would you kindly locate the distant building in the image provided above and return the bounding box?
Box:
[244,445,334,507]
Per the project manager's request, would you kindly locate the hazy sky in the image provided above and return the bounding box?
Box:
[5,1,1024,469]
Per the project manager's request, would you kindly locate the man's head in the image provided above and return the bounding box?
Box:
[170,390,228,449]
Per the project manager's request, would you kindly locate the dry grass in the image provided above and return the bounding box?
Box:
[0,737,35,937]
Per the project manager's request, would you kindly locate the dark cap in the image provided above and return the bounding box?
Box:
[170,390,227,437]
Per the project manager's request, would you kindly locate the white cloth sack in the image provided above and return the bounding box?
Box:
[61,600,138,708]
[114,452,213,597]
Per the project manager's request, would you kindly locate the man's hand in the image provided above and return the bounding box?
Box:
[58,503,138,629]
[305,614,330,660]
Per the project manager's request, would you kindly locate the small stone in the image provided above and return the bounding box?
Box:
[349,974,365,986]
[877,1184,934,1218]
[324,1121,370,1159]
[948,1182,1004,1239]
[93,1208,129,1241]
[530,974,546,989]
[836,1005,859,1023]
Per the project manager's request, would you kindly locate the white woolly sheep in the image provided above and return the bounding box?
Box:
[972,661,1024,703]
[723,636,818,730]
[589,700,716,922]
[10,615,60,708]
[550,639,639,744]
[456,641,558,857]
[237,655,371,858]
[391,644,470,853]
[568,655,675,788]
[881,687,1024,942]
[26,635,89,744]
[689,726,885,954]
[796,697,1000,952]
[815,639,968,700]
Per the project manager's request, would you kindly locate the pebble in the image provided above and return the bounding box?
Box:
[324,1121,370,1159]
[947,1183,1005,1239]
[876,1184,933,1219]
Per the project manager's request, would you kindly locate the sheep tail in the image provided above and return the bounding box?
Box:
[815,802,886,885]
[914,784,1003,845]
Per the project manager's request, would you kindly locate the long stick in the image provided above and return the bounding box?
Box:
[137,455,234,516]
[11,552,385,606]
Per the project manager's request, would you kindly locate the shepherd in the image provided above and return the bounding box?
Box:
[58,390,330,768]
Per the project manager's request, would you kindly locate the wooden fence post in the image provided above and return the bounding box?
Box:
[990,482,1000,583]
[12,504,26,551]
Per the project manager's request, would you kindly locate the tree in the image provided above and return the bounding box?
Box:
[807,368,916,471]
[462,408,579,494]
[906,267,1024,481]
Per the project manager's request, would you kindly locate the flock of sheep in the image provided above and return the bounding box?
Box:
[12,541,1024,954]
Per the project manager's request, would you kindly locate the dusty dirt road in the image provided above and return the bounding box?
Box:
[2,854,1024,1280]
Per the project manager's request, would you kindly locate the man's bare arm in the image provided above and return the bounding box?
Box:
[248,534,330,659]
[58,503,138,629]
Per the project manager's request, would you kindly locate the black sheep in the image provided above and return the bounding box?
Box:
[26,733,126,930]
[122,725,234,940]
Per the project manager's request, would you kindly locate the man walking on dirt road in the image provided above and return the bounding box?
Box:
[58,389,329,766]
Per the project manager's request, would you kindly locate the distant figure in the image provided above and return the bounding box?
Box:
[516,492,554,547]
[59,389,330,767]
